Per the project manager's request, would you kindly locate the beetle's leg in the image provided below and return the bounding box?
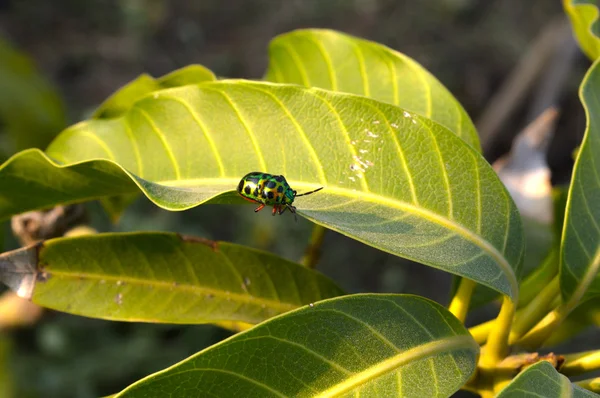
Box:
[272,205,278,216]
[254,204,266,213]
[287,205,298,222]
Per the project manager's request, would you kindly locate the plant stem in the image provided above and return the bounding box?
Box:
[509,276,559,343]
[517,250,600,349]
[480,296,516,368]
[449,278,476,323]
[575,377,600,393]
[561,350,600,376]
[469,318,494,345]
[517,248,558,308]
[301,225,327,269]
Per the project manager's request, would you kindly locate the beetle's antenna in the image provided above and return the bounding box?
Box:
[295,187,323,197]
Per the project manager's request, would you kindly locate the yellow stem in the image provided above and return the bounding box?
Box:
[509,276,559,343]
[561,350,600,376]
[575,377,600,393]
[480,296,516,368]
[301,225,327,269]
[469,318,494,345]
[449,278,476,323]
[515,308,563,349]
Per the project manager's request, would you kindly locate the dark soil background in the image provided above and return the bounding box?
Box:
[0,1,593,397]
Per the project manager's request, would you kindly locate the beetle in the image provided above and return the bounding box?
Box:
[236,172,323,220]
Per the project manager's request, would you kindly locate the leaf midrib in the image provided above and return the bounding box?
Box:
[315,334,476,398]
[37,270,298,313]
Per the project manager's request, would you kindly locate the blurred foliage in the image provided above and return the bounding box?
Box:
[0,37,66,159]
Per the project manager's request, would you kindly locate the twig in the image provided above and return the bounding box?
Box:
[478,18,571,152]
[11,204,87,246]
[301,225,327,269]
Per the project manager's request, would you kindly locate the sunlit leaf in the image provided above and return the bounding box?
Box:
[115,294,479,398]
[0,81,523,298]
[93,65,215,219]
[560,59,600,306]
[564,0,600,61]
[0,36,66,155]
[265,29,480,150]
[496,361,597,397]
[93,65,216,119]
[0,232,344,324]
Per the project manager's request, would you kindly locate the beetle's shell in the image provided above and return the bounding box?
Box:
[237,172,295,206]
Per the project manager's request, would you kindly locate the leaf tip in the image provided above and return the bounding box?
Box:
[0,242,45,300]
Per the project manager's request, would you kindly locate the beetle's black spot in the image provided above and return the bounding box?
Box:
[266,180,277,189]
[275,175,284,183]
[253,188,259,197]
[261,192,267,199]
[244,186,251,195]
[275,196,280,202]
[237,180,244,192]
[267,191,274,199]
[277,186,284,193]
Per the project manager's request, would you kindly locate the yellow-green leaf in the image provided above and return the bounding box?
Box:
[0,232,344,324]
[560,58,600,306]
[115,294,479,398]
[265,29,480,150]
[0,81,523,299]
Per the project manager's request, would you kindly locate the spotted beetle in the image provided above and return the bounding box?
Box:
[236,172,323,220]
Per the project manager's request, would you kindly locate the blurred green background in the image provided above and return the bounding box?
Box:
[0,1,593,397]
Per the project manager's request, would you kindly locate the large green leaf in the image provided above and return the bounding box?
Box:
[0,36,66,155]
[564,0,600,61]
[94,65,216,119]
[0,81,523,299]
[115,294,479,398]
[496,361,597,397]
[560,59,600,306]
[0,232,344,324]
[265,29,480,150]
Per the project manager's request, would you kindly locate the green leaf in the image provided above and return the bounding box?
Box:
[93,65,216,118]
[564,0,600,61]
[560,59,600,306]
[0,36,66,155]
[115,294,479,398]
[496,361,597,397]
[0,232,344,324]
[265,29,480,150]
[0,81,523,299]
